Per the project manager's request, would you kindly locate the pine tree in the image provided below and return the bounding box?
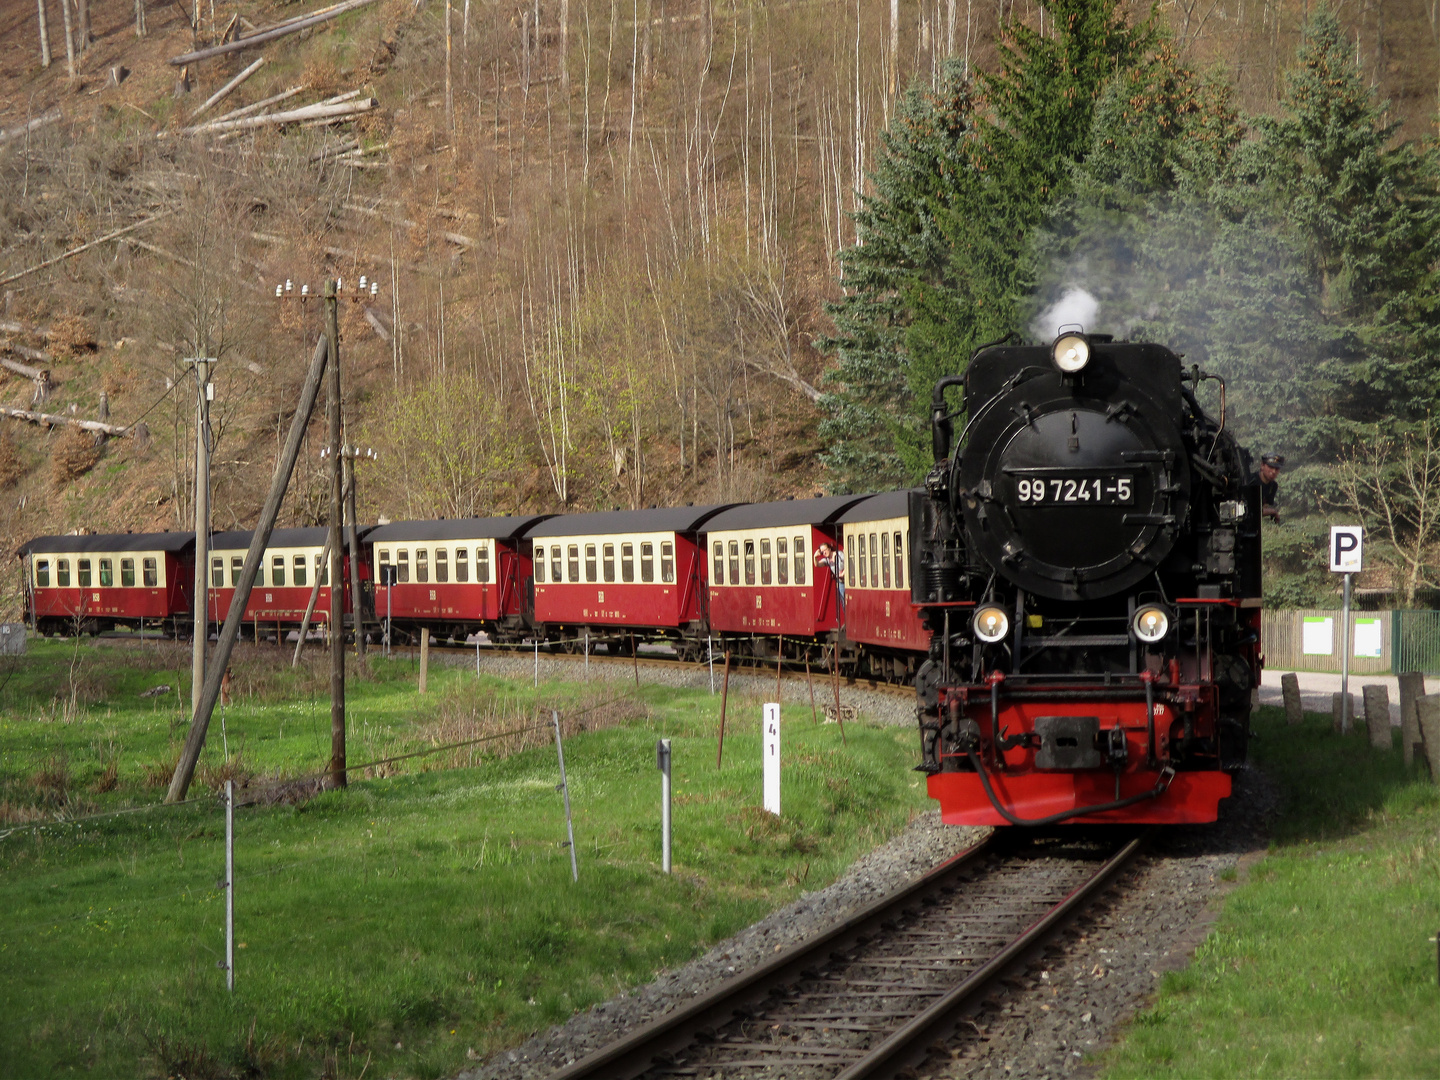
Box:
[819,0,1154,491]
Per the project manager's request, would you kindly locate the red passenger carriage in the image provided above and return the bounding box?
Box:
[206,527,364,638]
[20,532,195,636]
[702,495,867,659]
[835,491,931,681]
[529,506,733,656]
[368,516,552,642]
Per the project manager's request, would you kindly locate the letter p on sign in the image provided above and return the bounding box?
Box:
[1330,525,1363,573]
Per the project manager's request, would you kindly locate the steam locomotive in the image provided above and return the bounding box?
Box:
[909,332,1262,825]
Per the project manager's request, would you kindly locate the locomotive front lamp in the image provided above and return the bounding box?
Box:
[973,605,1010,643]
[1133,605,1171,643]
[1052,332,1090,374]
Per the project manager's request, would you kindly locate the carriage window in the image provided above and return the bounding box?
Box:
[568,545,580,582]
[293,554,307,588]
[57,559,70,587]
[270,555,286,587]
[881,532,891,589]
[585,544,598,583]
[857,534,867,587]
[477,544,490,583]
[603,544,616,583]
[121,559,135,587]
[397,549,410,583]
[777,538,788,584]
[143,558,158,587]
[870,533,880,590]
[100,559,113,587]
[456,546,470,583]
[640,542,654,583]
[760,539,772,585]
[232,556,245,587]
[436,548,449,584]
[317,553,329,586]
[378,549,391,584]
[35,559,49,587]
[210,558,222,588]
[744,540,756,585]
[534,547,545,583]
[79,559,93,588]
[729,541,740,585]
[713,542,724,585]
[794,537,806,585]
[621,543,635,583]
[416,548,429,583]
[661,542,675,583]
[894,531,905,590]
[557,547,568,583]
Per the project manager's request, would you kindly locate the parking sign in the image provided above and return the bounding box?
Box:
[1330,526,1363,572]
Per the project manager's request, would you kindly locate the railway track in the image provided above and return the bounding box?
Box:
[549,829,1149,1080]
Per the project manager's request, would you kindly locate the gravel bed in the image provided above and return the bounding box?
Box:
[428,646,919,727]
[461,813,989,1080]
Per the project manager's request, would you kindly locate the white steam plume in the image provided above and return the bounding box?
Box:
[1032,286,1100,341]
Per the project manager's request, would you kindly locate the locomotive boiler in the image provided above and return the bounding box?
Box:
[910,332,1262,825]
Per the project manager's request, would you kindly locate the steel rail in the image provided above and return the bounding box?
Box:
[834,828,1152,1078]
[547,833,1000,1080]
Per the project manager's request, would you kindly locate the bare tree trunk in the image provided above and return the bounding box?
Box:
[76,0,88,53]
[889,0,899,96]
[135,0,146,37]
[37,0,52,66]
[445,0,454,131]
[560,0,569,92]
[59,0,74,78]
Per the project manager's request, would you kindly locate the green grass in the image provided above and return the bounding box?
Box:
[1103,706,1440,1078]
[0,639,933,1078]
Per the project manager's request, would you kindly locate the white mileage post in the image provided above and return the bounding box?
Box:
[763,703,781,816]
[1331,525,1364,734]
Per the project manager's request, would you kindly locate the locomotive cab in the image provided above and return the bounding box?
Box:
[911,334,1262,826]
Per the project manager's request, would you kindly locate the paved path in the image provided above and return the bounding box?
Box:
[1259,669,1424,725]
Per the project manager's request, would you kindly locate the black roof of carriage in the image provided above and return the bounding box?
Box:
[19,531,196,556]
[525,505,736,538]
[209,527,338,550]
[367,515,554,543]
[701,495,872,532]
[835,490,916,523]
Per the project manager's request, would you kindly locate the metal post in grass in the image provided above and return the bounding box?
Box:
[584,629,589,679]
[708,634,714,694]
[717,650,731,769]
[223,779,234,991]
[475,635,480,677]
[553,711,578,882]
[806,655,817,725]
[631,632,640,689]
[657,738,672,873]
[534,638,539,688]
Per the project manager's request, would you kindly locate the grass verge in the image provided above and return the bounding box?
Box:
[1103,705,1440,1078]
[0,638,934,1078]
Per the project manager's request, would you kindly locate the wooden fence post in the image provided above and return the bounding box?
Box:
[418,627,429,694]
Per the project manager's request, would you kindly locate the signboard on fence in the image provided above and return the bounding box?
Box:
[1302,616,1334,655]
[1353,617,1383,658]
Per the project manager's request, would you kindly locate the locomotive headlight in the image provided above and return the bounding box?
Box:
[1052,332,1090,374]
[973,605,1010,644]
[1132,605,1172,644]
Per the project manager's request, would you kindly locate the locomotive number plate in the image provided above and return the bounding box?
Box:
[1013,476,1133,505]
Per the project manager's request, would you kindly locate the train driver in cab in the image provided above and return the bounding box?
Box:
[1259,453,1284,523]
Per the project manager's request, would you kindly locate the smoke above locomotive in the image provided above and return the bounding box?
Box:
[909,331,1262,826]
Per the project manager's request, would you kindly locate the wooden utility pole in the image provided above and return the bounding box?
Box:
[324,280,346,789]
[189,356,216,718]
[167,336,330,803]
[343,446,366,664]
